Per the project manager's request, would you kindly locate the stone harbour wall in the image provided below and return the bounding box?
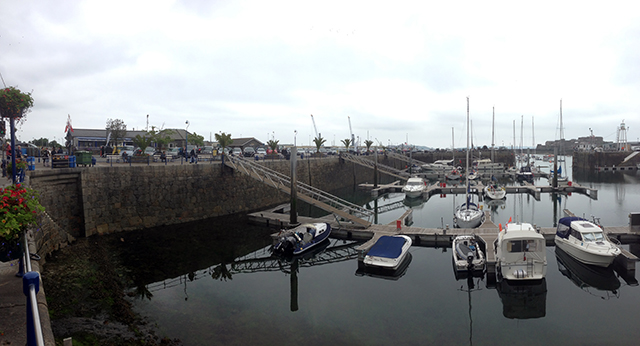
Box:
[27,157,373,253]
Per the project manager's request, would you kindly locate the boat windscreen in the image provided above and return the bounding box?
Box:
[367,236,407,259]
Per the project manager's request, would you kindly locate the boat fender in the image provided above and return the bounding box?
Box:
[499,223,502,232]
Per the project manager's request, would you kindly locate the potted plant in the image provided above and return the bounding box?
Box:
[0,86,34,120]
[0,183,45,262]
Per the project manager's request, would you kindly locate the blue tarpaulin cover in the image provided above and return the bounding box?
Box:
[367,236,407,259]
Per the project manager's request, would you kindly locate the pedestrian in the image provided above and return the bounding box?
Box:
[15,145,23,159]
[190,148,197,164]
[160,151,167,163]
[41,147,50,166]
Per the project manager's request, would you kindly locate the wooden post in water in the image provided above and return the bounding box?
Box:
[553,146,558,189]
[374,145,379,188]
[290,146,298,225]
[290,259,299,312]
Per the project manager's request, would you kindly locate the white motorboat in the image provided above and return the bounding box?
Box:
[475,159,504,172]
[483,183,506,200]
[422,159,453,173]
[446,168,462,180]
[401,177,426,198]
[554,217,621,267]
[452,235,485,274]
[363,235,412,270]
[495,222,547,281]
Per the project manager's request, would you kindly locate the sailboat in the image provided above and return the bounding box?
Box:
[483,107,507,200]
[549,100,569,185]
[454,97,484,229]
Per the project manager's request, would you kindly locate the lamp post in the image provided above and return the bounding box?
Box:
[185,120,189,159]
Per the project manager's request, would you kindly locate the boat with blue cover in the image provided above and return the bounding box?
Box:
[362,235,412,270]
[554,217,621,267]
[272,223,331,256]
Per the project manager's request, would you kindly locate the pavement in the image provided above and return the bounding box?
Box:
[0,248,55,345]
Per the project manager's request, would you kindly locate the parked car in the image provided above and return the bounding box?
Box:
[201,146,214,154]
[117,145,135,157]
[256,147,267,157]
[143,147,156,155]
[243,147,256,157]
[166,147,180,158]
[232,147,242,156]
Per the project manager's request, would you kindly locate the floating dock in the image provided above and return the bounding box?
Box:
[358,181,598,200]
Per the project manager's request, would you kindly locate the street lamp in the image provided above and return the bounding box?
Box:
[185,120,190,153]
[294,130,297,147]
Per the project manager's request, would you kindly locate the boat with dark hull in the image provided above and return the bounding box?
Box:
[272,223,332,256]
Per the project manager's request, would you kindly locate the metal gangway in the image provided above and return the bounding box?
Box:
[146,240,361,293]
[224,155,373,227]
[384,151,428,167]
[340,152,409,181]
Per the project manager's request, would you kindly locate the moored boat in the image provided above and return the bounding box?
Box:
[401,176,427,198]
[495,222,547,281]
[452,235,485,274]
[454,200,484,228]
[272,222,331,256]
[555,246,621,293]
[483,183,506,200]
[362,235,412,270]
[554,217,621,267]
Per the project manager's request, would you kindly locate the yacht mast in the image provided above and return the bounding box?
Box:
[466,97,470,209]
[491,106,495,163]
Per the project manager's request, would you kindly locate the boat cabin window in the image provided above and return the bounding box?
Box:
[582,232,604,242]
[570,229,583,241]
[507,239,538,253]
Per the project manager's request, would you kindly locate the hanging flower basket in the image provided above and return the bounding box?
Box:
[0,86,34,119]
[0,184,44,258]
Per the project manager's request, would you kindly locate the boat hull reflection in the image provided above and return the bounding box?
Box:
[555,247,621,292]
[356,253,412,280]
[497,279,547,319]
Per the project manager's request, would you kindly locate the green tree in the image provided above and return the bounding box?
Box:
[313,136,326,153]
[215,132,233,164]
[267,139,279,153]
[106,118,127,147]
[364,139,374,153]
[341,138,351,151]
[148,127,174,150]
[30,138,50,147]
[133,134,153,154]
[188,132,205,147]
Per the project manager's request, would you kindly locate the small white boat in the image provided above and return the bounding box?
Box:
[272,223,331,256]
[363,235,412,270]
[401,177,427,198]
[483,183,506,200]
[421,159,453,173]
[495,222,547,281]
[554,217,621,267]
[452,235,485,274]
[446,168,462,180]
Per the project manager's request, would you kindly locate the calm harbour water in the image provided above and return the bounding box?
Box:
[118,156,640,346]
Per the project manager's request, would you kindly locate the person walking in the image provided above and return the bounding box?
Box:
[190,148,197,164]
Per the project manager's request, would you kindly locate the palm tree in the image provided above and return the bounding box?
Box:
[313,136,326,155]
[341,138,351,153]
[364,139,374,154]
[267,139,279,156]
[215,132,233,164]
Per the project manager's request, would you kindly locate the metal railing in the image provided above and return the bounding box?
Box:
[340,152,409,181]
[225,155,373,220]
[18,233,45,346]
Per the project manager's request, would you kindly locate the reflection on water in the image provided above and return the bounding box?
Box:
[497,279,547,319]
[121,156,640,345]
[555,247,620,297]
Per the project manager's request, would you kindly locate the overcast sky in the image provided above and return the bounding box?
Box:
[2,1,639,149]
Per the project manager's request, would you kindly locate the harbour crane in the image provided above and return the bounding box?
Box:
[310,114,320,138]
[348,116,355,152]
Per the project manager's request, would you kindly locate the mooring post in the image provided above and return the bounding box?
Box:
[290,146,298,225]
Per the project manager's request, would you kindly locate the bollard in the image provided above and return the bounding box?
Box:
[23,271,41,346]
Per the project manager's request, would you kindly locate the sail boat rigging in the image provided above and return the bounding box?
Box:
[454,97,484,228]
